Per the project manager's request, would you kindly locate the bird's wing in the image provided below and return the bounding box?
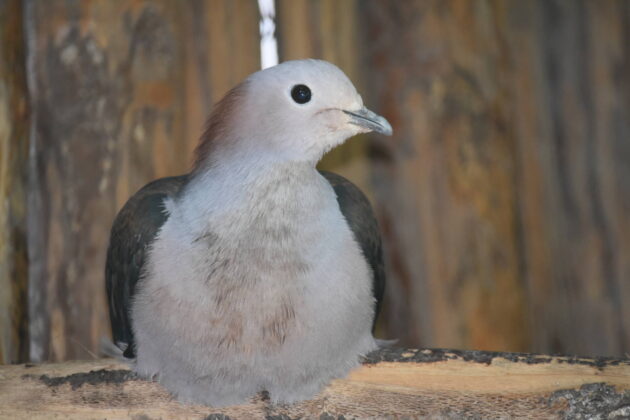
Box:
[105,175,188,358]
[319,171,385,329]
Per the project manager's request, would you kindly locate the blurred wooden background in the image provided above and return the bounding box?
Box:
[0,0,628,364]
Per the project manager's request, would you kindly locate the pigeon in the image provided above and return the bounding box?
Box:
[106,59,392,406]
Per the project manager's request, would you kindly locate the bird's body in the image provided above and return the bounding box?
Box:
[106,59,391,406]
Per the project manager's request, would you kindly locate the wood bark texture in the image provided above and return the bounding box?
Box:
[0,0,30,364]
[23,0,260,362]
[361,0,630,356]
[0,348,629,419]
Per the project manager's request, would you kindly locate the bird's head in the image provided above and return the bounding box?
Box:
[194,59,392,170]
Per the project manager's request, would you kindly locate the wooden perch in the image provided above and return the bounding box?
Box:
[0,348,629,419]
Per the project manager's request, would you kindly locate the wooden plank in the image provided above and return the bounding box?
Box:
[359,0,630,356]
[0,0,30,364]
[360,0,529,351]
[23,0,260,362]
[498,0,630,356]
[0,348,628,419]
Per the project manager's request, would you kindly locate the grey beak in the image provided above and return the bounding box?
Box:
[343,107,393,136]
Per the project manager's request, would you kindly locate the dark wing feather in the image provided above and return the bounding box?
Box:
[320,171,385,330]
[105,175,188,358]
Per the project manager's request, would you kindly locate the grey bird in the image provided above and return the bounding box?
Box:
[106,59,392,406]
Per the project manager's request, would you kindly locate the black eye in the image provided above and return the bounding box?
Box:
[291,84,311,104]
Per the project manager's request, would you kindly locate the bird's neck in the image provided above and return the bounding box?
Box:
[177,157,328,233]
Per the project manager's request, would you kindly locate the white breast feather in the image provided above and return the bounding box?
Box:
[131,161,376,406]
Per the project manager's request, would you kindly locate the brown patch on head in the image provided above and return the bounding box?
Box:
[262,298,296,347]
[192,81,250,172]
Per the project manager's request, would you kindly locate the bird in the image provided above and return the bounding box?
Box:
[105,59,392,407]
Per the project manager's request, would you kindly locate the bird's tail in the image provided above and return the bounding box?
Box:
[99,336,132,362]
[375,338,398,348]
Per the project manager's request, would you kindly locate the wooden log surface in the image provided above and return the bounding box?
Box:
[0,348,628,420]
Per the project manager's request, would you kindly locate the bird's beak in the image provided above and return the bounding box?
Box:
[343,107,393,136]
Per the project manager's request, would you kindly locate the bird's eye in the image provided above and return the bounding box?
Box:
[291,84,311,104]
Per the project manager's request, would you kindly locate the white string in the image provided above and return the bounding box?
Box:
[258,0,279,69]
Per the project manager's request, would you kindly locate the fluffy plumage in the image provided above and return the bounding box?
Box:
[106,59,391,406]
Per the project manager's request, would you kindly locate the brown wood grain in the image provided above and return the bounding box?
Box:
[0,0,30,364]
[0,349,628,419]
[23,0,260,362]
[360,0,530,352]
[500,0,630,357]
[360,0,630,356]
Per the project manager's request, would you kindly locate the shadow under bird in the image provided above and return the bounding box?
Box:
[106,59,392,406]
